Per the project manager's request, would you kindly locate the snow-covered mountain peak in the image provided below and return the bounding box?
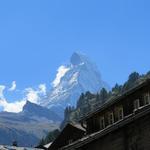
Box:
[40,52,110,118]
[70,52,84,66]
[70,52,94,67]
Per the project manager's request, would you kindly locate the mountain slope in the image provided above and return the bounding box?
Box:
[0,101,60,147]
[40,52,109,118]
[22,101,62,121]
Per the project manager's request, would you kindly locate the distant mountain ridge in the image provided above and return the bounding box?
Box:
[40,52,109,118]
[22,101,62,121]
[0,101,60,147]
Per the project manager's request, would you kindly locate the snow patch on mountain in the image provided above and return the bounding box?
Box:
[52,65,70,88]
[69,72,79,85]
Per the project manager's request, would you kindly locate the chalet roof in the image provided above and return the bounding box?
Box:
[48,122,85,150]
[44,142,52,149]
[62,104,150,150]
[68,122,86,131]
[79,76,150,121]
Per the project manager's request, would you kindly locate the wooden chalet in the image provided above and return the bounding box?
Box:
[49,77,150,150]
[48,123,85,150]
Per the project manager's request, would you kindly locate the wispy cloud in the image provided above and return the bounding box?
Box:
[25,84,46,104]
[39,84,46,95]
[52,65,70,87]
[0,84,25,112]
[8,81,16,91]
[0,82,47,113]
[0,85,6,99]
[0,99,26,113]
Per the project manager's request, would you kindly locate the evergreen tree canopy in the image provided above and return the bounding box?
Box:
[122,72,140,91]
[128,72,140,83]
[77,93,85,108]
[38,129,60,146]
[112,83,122,94]
[146,71,150,76]
[99,88,108,103]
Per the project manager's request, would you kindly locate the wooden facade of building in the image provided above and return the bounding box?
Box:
[49,77,150,150]
[48,123,85,150]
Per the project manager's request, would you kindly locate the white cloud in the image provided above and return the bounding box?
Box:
[25,88,39,104]
[52,65,70,87]
[0,82,47,113]
[0,99,26,113]
[25,84,47,104]
[39,84,46,95]
[8,81,16,91]
[0,84,26,113]
[0,85,6,99]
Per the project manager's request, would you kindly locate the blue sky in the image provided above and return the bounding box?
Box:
[0,0,150,111]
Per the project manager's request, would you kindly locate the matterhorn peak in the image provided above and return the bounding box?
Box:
[70,52,84,66]
[70,52,92,67]
[40,52,110,118]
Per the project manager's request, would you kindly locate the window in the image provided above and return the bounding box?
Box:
[68,139,73,144]
[108,112,114,125]
[118,107,124,120]
[144,93,150,105]
[134,99,140,110]
[100,116,105,129]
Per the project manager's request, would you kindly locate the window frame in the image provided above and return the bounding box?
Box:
[134,99,140,111]
[118,107,124,120]
[100,116,105,130]
[68,139,73,144]
[144,93,150,105]
[108,112,114,125]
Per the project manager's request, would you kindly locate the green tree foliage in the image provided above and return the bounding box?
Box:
[112,83,122,95]
[146,71,150,76]
[99,88,108,103]
[44,129,60,144]
[77,93,85,108]
[38,138,45,146]
[64,106,75,120]
[38,129,60,146]
[128,72,140,83]
[60,106,75,129]
[85,91,95,99]
[122,72,140,92]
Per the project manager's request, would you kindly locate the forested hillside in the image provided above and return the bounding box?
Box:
[61,72,144,128]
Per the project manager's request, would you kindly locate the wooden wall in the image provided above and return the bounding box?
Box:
[78,110,150,150]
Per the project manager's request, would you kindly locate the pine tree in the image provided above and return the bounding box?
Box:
[122,72,140,92]
[99,88,108,103]
[77,93,85,108]
[38,138,45,146]
[112,83,122,95]
[146,71,150,76]
[44,129,60,144]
